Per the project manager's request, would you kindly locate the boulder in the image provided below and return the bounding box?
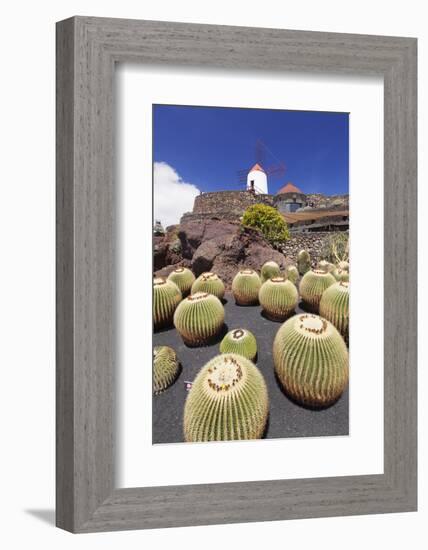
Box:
[178,219,238,259]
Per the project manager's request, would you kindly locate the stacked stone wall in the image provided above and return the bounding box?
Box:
[281,232,346,265]
[192,191,274,215]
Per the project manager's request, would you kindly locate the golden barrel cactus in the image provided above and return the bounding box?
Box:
[231,269,261,305]
[167,267,195,297]
[261,261,281,283]
[153,277,182,330]
[259,276,298,321]
[337,260,349,271]
[191,272,225,300]
[319,281,349,343]
[173,291,225,346]
[332,267,349,282]
[299,269,336,313]
[286,265,299,284]
[273,313,349,407]
[219,328,258,361]
[184,353,269,441]
[317,260,335,273]
[153,346,180,394]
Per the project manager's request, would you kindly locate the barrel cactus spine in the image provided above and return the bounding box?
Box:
[299,269,336,313]
[273,313,349,407]
[261,261,281,283]
[191,272,225,300]
[153,346,180,395]
[286,265,299,284]
[332,267,350,282]
[167,267,195,297]
[220,328,258,361]
[153,277,182,330]
[174,291,225,346]
[297,249,311,275]
[231,269,261,305]
[259,276,298,321]
[319,281,349,343]
[184,353,269,442]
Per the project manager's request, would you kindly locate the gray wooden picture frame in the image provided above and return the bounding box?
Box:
[56,16,417,533]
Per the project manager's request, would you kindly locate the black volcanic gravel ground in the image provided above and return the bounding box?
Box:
[153,294,349,444]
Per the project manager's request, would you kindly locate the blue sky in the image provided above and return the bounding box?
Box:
[153,104,349,196]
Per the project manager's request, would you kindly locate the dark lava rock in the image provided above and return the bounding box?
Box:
[155,218,287,288]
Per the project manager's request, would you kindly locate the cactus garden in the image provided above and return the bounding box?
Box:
[153,255,350,444]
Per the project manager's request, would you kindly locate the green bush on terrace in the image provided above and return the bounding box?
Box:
[242,204,290,247]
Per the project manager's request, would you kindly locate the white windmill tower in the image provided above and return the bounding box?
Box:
[246,163,268,194]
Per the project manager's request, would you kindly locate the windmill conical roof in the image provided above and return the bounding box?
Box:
[249,163,265,173]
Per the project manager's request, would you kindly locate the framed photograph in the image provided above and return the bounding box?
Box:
[56,16,417,533]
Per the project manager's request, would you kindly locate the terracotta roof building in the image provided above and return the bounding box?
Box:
[274,181,307,213]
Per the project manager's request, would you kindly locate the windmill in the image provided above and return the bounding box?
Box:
[236,139,286,194]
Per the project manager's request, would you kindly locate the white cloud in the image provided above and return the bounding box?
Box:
[153,162,200,228]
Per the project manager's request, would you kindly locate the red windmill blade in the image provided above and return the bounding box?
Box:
[236,140,286,187]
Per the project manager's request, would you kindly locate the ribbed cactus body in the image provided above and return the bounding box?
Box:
[231,269,261,305]
[259,276,298,321]
[332,267,349,282]
[273,314,349,407]
[297,249,311,275]
[261,261,281,283]
[191,272,225,299]
[153,277,182,329]
[220,328,258,361]
[167,267,195,297]
[153,346,180,394]
[286,265,299,284]
[317,260,335,273]
[184,353,269,441]
[173,291,225,346]
[319,281,349,343]
[299,269,336,313]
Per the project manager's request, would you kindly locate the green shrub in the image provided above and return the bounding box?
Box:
[242,204,290,247]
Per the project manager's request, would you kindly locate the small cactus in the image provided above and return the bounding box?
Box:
[299,269,336,313]
[317,260,335,273]
[337,260,349,271]
[286,265,299,284]
[231,269,261,305]
[319,281,349,343]
[153,346,180,394]
[332,267,349,282]
[297,249,311,275]
[153,277,182,329]
[183,353,269,441]
[273,313,349,407]
[191,272,225,300]
[220,328,258,361]
[261,261,281,283]
[259,276,298,321]
[174,291,225,346]
[167,267,195,297]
